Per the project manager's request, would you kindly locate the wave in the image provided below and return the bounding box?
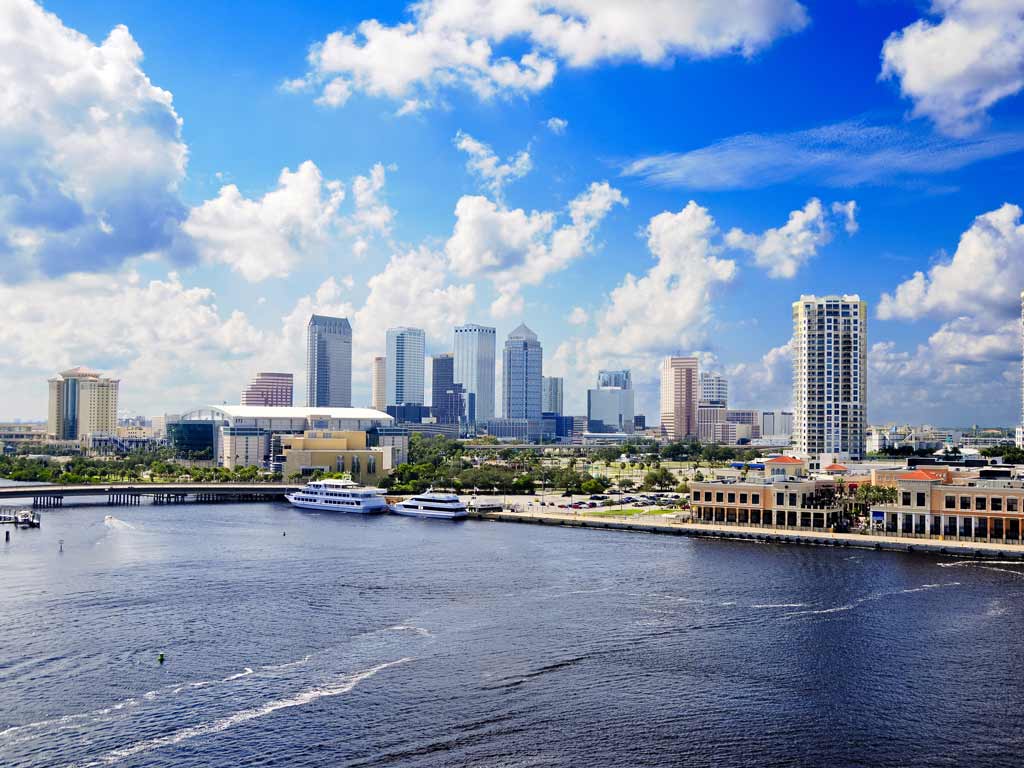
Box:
[939,560,1024,568]
[787,582,960,617]
[68,658,413,767]
[2,661,266,745]
[385,625,433,637]
[260,655,312,671]
[750,603,808,609]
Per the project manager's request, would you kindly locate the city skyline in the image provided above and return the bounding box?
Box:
[2,0,1024,426]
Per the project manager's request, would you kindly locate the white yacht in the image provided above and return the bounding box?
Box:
[286,479,388,514]
[391,491,468,520]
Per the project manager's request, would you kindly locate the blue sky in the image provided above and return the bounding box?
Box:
[3,0,1024,426]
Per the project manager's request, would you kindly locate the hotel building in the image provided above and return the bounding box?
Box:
[47,367,119,440]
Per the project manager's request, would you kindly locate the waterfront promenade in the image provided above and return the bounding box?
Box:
[475,508,1024,559]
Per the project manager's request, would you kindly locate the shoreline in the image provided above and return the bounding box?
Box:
[472,509,1024,560]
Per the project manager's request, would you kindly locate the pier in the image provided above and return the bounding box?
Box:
[471,509,1024,560]
[0,483,301,509]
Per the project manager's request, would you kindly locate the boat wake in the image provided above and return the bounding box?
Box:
[68,658,414,767]
[786,582,961,617]
[102,516,134,530]
[385,625,433,637]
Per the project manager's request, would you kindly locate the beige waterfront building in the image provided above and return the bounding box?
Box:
[281,430,395,484]
[660,356,699,441]
[47,367,119,440]
[792,295,867,468]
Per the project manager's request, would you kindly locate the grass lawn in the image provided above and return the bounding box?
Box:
[582,508,679,518]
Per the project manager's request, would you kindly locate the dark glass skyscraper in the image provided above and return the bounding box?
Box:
[306,315,352,408]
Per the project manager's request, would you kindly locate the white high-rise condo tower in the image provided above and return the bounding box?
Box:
[307,315,352,408]
[792,294,867,468]
[660,357,699,441]
[454,324,496,422]
[502,324,543,420]
[1018,291,1024,449]
[242,372,293,407]
[385,327,426,406]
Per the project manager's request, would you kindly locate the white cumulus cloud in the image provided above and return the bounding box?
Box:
[455,131,532,199]
[567,306,589,325]
[184,161,345,282]
[546,117,568,134]
[881,0,1024,136]
[0,0,188,278]
[878,203,1024,321]
[725,198,856,279]
[291,0,808,111]
[445,181,626,317]
[552,200,737,395]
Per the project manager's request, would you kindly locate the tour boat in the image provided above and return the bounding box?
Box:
[390,491,468,520]
[285,479,388,514]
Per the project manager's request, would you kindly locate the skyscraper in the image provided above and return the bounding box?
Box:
[1018,291,1024,449]
[542,376,564,415]
[597,369,632,390]
[306,315,352,408]
[432,353,454,399]
[699,372,728,407]
[47,367,119,439]
[371,356,386,412]
[792,294,867,464]
[431,353,464,425]
[660,357,699,441]
[386,327,425,406]
[502,324,543,420]
[241,372,293,407]
[454,324,496,422]
[588,368,634,433]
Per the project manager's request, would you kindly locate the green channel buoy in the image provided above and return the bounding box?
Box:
[158,653,165,665]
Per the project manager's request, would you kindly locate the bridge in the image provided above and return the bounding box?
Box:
[0,483,303,508]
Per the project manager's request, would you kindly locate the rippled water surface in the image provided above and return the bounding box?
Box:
[2,500,1024,767]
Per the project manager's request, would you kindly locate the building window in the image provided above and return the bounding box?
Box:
[1009,498,1019,513]
[916,492,926,508]
[776,492,784,506]
[739,493,748,504]
[975,497,986,511]
[789,493,797,507]
[992,497,1003,512]
[960,496,971,510]
[944,495,955,510]
[751,494,760,505]
[901,491,911,507]
[727,493,736,504]
[715,492,724,502]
